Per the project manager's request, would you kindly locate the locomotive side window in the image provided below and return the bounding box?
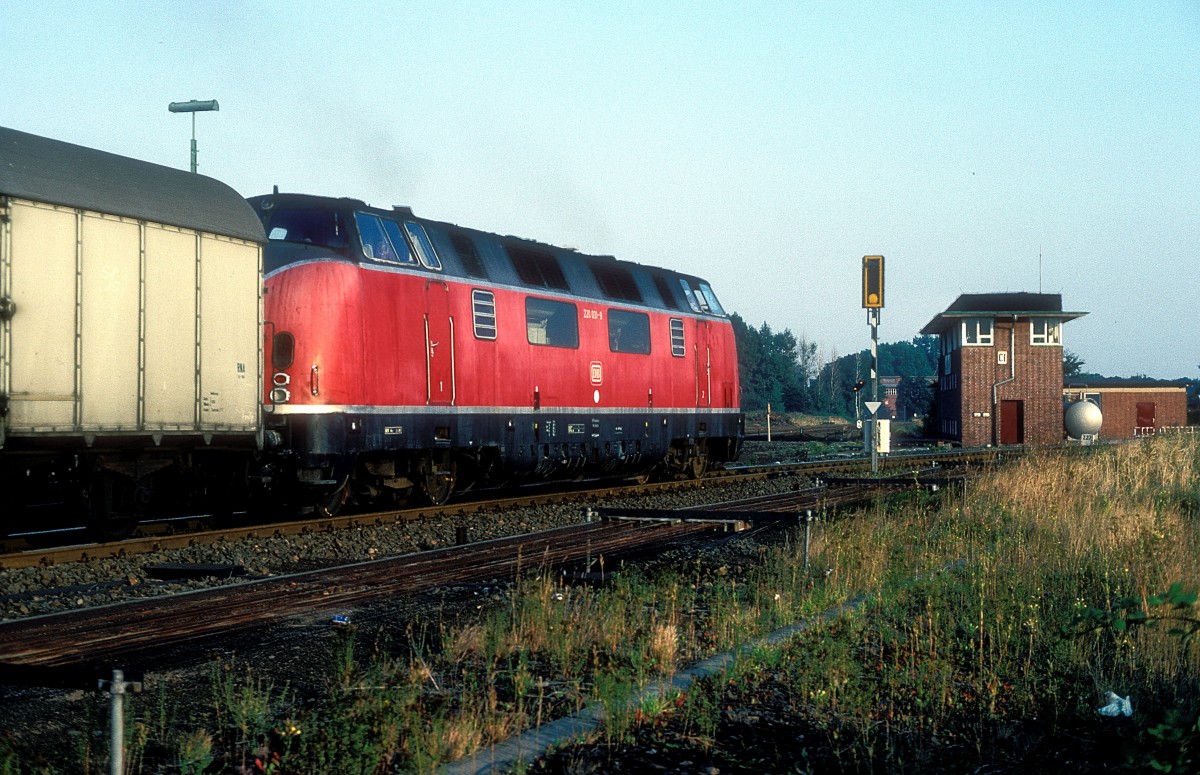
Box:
[652,275,680,310]
[526,297,578,348]
[608,309,650,354]
[354,212,411,264]
[472,289,497,340]
[450,232,489,279]
[669,318,686,357]
[403,222,443,270]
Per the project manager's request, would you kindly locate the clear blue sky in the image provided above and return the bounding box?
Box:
[4,1,1197,379]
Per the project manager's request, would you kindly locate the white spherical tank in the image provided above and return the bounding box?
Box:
[1065,399,1103,439]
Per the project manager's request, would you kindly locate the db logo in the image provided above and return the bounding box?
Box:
[589,361,603,385]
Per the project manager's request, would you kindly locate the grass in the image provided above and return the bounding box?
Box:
[8,434,1198,772]
[540,433,1200,772]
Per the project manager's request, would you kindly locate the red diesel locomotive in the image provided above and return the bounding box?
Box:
[251,192,743,510]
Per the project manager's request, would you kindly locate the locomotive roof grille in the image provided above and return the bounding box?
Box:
[0,126,265,243]
[506,244,570,291]
[448,231,489,279]
[588,259,643,303]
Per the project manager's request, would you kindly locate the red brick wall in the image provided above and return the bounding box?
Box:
[1064,388,1188,439]
[948,319,1064,447]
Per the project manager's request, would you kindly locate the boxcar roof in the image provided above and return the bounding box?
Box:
[0,126,264,243]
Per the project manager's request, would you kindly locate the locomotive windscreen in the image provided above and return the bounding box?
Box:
[261,206,349,250]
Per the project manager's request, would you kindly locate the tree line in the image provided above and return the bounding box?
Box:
[731,313,937,420]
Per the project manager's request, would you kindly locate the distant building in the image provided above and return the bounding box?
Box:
[920,293,1087,447]
[1063,380,1188,439]
[880,376,901,419]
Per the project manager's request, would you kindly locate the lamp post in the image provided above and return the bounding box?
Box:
[168,99,219,173]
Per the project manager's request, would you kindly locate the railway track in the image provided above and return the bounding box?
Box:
[0,447,1007,571]
[0,457,983,679]
[0,519,730,676]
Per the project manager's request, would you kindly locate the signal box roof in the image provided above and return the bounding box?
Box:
[0,126,264,243]
[920,292,1087,335]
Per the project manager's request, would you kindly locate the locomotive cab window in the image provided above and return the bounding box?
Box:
[355,212,413,265]
[262,207,348,249]
[679,279,706,313]
[698,283,726,315]
[526,297,578,348]
[608,309,650,354]
[403,222,443,270]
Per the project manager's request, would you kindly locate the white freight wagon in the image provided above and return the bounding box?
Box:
[0,126,264,530]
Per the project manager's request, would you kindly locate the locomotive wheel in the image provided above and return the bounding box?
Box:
[687,449,709,479]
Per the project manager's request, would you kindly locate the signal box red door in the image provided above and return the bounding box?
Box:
[1000,400,1024,445]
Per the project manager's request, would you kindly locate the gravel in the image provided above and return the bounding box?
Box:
[0,470,810,622]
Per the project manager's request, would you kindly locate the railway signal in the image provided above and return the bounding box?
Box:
[862,255,884,309]
[861,255,887,472]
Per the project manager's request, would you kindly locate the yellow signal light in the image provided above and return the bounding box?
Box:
[862,255,884,309]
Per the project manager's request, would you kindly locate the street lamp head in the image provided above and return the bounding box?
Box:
[168,99,219,113]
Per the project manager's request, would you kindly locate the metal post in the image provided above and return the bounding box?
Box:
[190,113,198,173]
[109,669,126,775]
[869,309,880,474]
[802,510,812,570]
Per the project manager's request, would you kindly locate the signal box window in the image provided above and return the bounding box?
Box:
[526,297,578,348]
[1031,318,1061,345]
[472,290,497,340]
[355,213,414,265]
[963,318,993,346]
[669,318,686,357]
[608,309,650,354]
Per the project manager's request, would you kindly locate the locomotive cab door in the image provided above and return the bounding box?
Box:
[424,280,455,405]
[695,320,712,408]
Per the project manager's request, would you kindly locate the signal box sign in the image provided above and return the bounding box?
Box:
[862,255,884,309]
